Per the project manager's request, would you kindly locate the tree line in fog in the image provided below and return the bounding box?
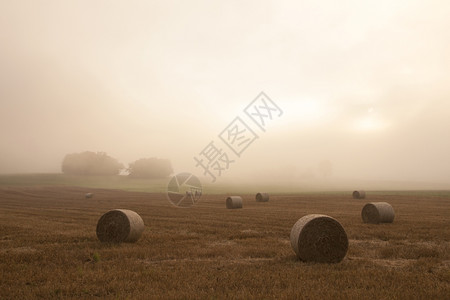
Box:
[61,151,173,178]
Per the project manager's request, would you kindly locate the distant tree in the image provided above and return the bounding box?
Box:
[318,159,333,177]
[61,151,123,175]
[127,158,173,178]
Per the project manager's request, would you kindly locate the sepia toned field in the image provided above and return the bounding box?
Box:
[0,186,449,299]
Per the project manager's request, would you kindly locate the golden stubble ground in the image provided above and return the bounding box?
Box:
[0,186,449,299]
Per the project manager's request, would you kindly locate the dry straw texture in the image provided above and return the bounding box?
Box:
[352,190,366,199]
[290,214,348,263]
[226,196,243,209]
[255,193,269,202]
[96,209,144,243]
[361,202,395,224]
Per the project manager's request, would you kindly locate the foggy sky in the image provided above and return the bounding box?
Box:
[1,0,449,185]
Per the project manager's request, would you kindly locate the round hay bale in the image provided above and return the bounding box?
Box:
[96,209,144,243]
[352,190,366,199]
[361,202,395,224]
[255,193,269,202]
[290,214,348,263]
[226,196,243,209]
[85,193,93,199]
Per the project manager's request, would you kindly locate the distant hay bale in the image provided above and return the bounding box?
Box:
[255,193,269,202]
[85,193,93,199]
[290,214,348,263]
[96,209,144,243]
[352,190,366,199]
[361,202,395,224]
[226,196,243,209]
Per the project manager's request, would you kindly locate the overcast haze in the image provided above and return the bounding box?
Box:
[1,0,449,186]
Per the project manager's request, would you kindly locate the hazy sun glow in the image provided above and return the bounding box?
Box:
[354,116,388,132]
[353,107,390,132]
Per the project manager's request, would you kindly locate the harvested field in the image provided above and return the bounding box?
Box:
[0,186,449,299]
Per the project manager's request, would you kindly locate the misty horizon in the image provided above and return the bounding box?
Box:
[1,1,449,186]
